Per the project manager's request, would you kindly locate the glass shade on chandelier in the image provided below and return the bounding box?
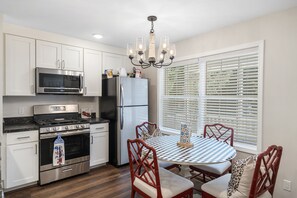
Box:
[127,16,176,69]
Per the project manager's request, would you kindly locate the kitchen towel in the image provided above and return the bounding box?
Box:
[53,134,65,166]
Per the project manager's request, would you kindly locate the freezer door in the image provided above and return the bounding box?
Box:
[117,77,148,107]
[117,106,148,165]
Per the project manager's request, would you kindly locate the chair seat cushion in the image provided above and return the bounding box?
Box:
[133,167,193,198]
[201,173,272,198]
[192,161,231,175]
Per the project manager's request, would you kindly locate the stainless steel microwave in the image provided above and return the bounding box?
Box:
[36,68,84,95]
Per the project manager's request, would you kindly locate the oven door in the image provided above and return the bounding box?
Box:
[40,129,90,171]
[36,68,83,94]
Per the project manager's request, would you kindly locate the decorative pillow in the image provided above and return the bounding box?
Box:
[227,155,258,197]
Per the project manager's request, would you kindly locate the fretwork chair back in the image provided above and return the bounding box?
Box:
[135,121,180,171]
[190,124,234,182]
[135,121,157,139]
[127,138,193,198]
[201,145,283,198]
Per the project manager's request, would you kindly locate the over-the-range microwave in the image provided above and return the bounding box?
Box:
[36,68,84,95]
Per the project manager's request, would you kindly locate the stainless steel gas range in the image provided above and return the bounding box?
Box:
[33,104,90,185]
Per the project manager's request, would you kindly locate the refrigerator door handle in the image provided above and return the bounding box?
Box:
[120,107,124,130]
[120,84,124,107]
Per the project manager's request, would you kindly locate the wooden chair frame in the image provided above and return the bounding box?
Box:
[135,121,180,171]
[190,124,234,182]
[127,138,193,198]
[201,145,283,198]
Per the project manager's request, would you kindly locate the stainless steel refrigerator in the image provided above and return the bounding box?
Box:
[100,76,148,166]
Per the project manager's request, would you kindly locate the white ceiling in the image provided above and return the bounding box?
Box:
[0,0,297,48]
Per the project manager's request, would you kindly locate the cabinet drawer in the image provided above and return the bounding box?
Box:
[90,123,108,133]
[7,131,38,145]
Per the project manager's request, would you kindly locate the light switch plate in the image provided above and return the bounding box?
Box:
[283,180,291,191]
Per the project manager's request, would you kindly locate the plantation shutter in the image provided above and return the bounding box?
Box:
[200,47,259,146]
[161,59,199,132]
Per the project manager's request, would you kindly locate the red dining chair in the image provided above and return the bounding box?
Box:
[136,121,181,171]
[201,145,283,198]
[190,124,234,182]
[127,138,194,198]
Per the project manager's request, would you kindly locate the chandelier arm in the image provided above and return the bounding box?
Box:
[130,58,151,67]
[154,59,173,67]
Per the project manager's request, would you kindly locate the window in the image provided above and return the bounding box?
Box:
[160,59,199,133]
[159,42,263,152]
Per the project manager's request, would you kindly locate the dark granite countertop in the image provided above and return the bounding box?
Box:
[82,118,110,124]
[3,117,39,133]
[3,117,109,133]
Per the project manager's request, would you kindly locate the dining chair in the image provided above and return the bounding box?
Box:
[201,145,283,198]
[136,121,180,171]
[189,123,234,182]
[127,138,194,198]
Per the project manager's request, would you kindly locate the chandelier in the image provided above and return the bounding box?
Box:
[127,16,176,69]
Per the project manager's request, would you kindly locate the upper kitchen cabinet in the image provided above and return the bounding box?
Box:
[83,49,102,96]
[5,34,35,96]
[102,52,133,74]
[36,40,83,71]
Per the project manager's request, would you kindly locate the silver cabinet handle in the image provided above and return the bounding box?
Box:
[62,168,73,173]
[31,84,34,94]
[96,127,104,130]
[17,136,30,139]
[84,87,87,95]
[79,75,83,91]
[91,135,94,144]
[62,60,65,69]
[57,60,61,68]
[35,144,38,154]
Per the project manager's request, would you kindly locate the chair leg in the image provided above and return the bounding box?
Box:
[131,189,136,198]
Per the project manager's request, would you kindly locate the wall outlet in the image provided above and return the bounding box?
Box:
[283,180,291,191]
[18,107,25,115]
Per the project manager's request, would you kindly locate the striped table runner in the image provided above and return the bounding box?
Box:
[145,135,236,165]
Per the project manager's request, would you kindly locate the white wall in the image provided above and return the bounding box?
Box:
[145,7,297,198]
[3,96,98,118]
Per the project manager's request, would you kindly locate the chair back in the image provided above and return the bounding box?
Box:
[204,124,234,146]
[135,122,157,139]
[127,138,162,197]
[249,145,283,197]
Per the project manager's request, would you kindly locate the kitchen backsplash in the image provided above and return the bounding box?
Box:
[3,95,99,118]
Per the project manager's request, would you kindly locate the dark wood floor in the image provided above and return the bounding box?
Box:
[5,164,132,198]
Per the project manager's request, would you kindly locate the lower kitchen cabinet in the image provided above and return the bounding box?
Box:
[90,123,109,167]
[5,131,39,189]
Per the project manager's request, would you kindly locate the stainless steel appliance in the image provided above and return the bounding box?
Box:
[36,68,84,95]
[100,77,148,166]
[34,104,90,185]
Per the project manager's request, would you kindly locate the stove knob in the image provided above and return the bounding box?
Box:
[53,127,57,131]
[76,125,80,129]
[80,125,84,129]
[46,128,50,132]
[65,126,68,130]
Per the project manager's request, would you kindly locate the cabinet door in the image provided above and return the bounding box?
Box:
[36,40,62,69]
[62,45,83,71]
[84,49,102,96]
[5,35,35,96]
[90,132,109,167]
[6,142,38,188]
[102,53,125,74]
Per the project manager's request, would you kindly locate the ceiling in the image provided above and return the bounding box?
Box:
[0,0,297,48]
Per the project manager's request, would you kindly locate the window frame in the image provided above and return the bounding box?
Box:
[157,41,264,153]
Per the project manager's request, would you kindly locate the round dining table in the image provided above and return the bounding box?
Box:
[145,135,237,177]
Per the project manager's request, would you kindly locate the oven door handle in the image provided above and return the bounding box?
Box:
[40,129,90,139]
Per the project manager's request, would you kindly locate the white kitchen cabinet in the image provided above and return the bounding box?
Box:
[102,52,133,74]
[36,40,62,69]
[90,123,109,167]
[36,40,83,71]
[5,131,39,189]
[5,34,35,96]
[83,49,102,96]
